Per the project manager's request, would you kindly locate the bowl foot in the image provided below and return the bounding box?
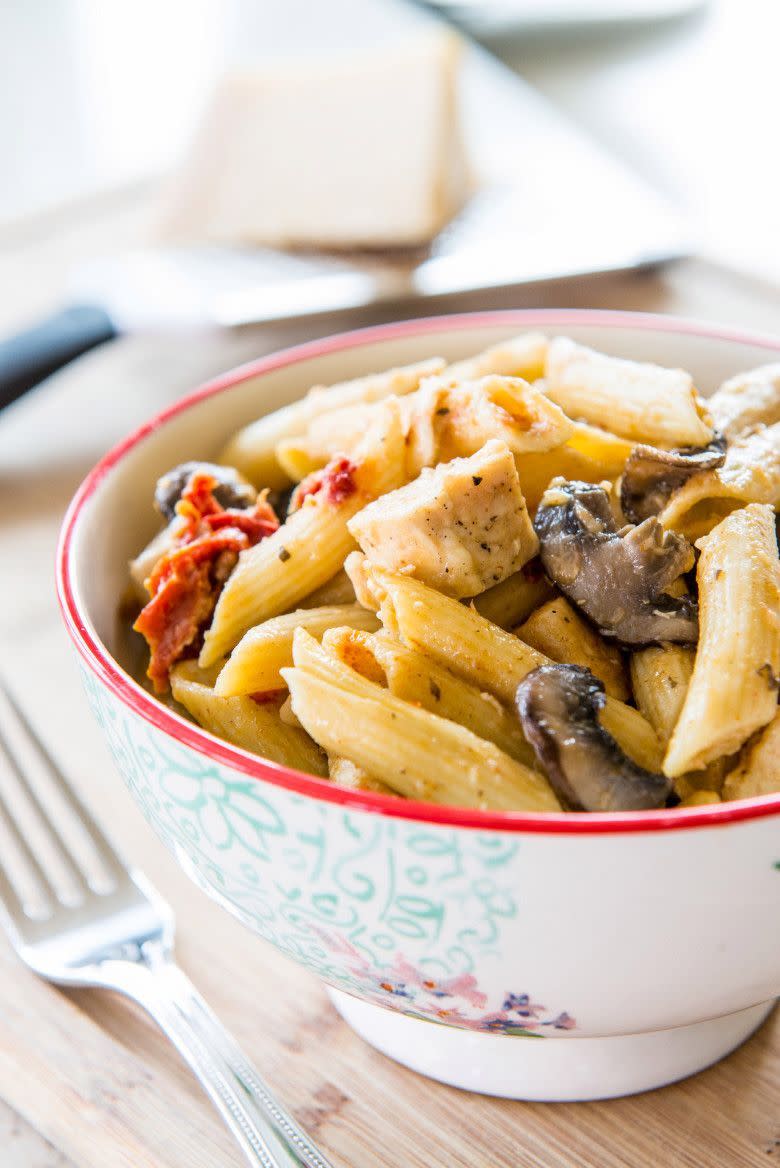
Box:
[329,990,776,1101]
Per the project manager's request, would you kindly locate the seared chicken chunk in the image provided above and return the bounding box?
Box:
[347,440,538,598]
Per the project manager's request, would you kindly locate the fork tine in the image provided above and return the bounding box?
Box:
[0,743,60,912]
[0,802,29,925]
[0,683,124,888]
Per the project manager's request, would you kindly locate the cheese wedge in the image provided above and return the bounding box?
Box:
[159,28,470,249]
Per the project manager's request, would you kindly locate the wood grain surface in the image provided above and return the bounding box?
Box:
[1,247,779,1167]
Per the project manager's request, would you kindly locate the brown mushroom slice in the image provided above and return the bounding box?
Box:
[620,435,727,524]
[533,479,697,645]
[155,461,257,519]
[516,664,672,811]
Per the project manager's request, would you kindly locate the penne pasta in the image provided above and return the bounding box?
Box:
[322,626,537,768]
[565,422,635,478]
[200,399,406,666]
[441,332,548,383]
[516,595,630,701]
[277,400,379,481]
[370,567,662,771]
[299,568,357,608]
[663,504,780,777]
[679,790,721,807]
[629,645,695,749]
[631,643,743,794]
[630,645,730,798]
[170,660,327,774]
[220,356,444,488]
[414,375,574,470]
[280,373,575,482]
[214,604,381,697]
[659,422,780,541]
[722,712,780,801]
[130,334,780,814]
[277,333,553,480]
[513,443,617,514]
[471,562,553,629]
[328,754,396,796]
[708,363,780,439]
[284,631,561,811]
[545,337,714,446]
[347,550,554,630]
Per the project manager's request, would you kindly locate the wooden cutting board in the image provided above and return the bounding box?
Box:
[1,259,779,1167]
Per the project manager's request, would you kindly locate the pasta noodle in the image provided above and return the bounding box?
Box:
[659,422,780,541]
[279,372,575,483]
[220,356,444,488]
[441,331,548,382]
[722,712,780,801]
[629,646,695,749]
[368,567,663,771]
[516,595,629,701]
[284,630,561,811]
[471,564,553,629]
[128,331,780,813]
[170,660,327,775]
[663,504,780,777]
[564,422,635,477]
[512,443,618,514]
[545,337,713,446]
[214,604,381,697]
[321,626,537,768]
[328,755,395,796]
[708,363,780,439]
[200,399,405,666]
[299,569,357,608]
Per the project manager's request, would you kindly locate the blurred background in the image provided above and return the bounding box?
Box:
[2,0,779,324]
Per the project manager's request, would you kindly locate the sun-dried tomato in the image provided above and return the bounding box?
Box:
[134,472,279,691]
[289,456,358,512]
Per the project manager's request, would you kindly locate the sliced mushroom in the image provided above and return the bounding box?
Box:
[154,461,257,520]
[516,664,672,811]
[534,479,697,644]
[620,434,727,524]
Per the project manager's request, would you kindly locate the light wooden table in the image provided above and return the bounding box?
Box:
[1,211,779,1166]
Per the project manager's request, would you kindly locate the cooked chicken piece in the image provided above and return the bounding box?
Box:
[348,440,538,598]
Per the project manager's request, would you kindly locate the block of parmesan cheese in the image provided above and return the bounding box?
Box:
[159,27,469,249]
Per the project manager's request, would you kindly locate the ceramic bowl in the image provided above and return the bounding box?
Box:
[57,310,780,1100]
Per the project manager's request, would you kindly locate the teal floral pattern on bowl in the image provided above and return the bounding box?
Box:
[81,668,574,1031]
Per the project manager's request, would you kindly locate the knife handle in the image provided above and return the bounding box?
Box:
[0,305,117,410]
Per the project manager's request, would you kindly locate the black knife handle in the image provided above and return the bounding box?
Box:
[0,305,117,410]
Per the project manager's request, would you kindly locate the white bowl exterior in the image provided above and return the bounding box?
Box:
[65,312,780,1047]
[80,668,780,1040]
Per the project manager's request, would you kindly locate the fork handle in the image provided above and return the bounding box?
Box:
[111,943,335,1168]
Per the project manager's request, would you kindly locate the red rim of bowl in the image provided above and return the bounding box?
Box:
[57,308,780,835]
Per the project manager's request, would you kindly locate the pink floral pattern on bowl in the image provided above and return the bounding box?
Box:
[320,929,576,1035]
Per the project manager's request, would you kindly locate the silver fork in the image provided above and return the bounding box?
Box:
[0,683,336,1168]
